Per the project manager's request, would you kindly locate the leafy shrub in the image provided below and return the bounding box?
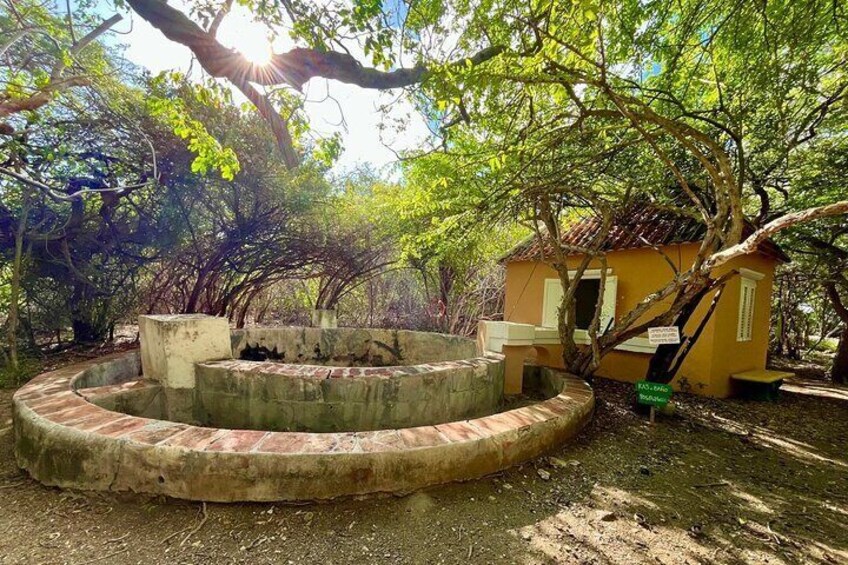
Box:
[0,357,43,388]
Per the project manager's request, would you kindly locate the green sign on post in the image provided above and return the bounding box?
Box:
[636,381,673,407]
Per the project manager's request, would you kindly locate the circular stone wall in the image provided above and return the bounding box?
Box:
[76,328,504,433]
[13,325,594,502]
[216,328,501,431]
[232,327,477,366]
[191,356,504,432]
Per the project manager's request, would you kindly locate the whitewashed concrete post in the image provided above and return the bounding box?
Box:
[139,314,232,389]
[311,309,338,329]
[477,320,536,395]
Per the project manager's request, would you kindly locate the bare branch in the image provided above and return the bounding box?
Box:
[0,166,151,202]
[68,14,122,55]
[65,0,77,44]
[207,0,233,37]
[230,78,299,169]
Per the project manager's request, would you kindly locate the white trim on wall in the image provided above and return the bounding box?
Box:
[486,324,658,354]
[542,278,562,329]
[533,328,657,353]
[600,276,618,334]
[738,268,765,281]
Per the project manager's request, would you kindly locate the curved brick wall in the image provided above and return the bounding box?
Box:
[77,356,506,432]
[13,351,593,502]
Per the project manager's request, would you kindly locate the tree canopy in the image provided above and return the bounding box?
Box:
[1,0,847,384]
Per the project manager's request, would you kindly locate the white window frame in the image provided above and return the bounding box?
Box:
[542,269,618,334]
[736,269,764,342]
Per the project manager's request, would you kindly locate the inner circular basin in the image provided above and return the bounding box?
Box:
[77,328,512,433]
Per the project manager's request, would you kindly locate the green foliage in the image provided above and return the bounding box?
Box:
[414,0,848,216]
[148,74,241,180]
[0,356,43,388]
[303,133,341,170]
[391,152,527,266]
[3,0,847,360]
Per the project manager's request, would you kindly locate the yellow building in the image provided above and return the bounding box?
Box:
[480,205,789,398]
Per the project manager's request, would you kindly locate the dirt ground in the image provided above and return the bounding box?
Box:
[1,355,847,565]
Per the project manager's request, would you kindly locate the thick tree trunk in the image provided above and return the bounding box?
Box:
[831,327,848,384]
[70,283,108,343]
[824,281,848,384]
[71,318,104,343]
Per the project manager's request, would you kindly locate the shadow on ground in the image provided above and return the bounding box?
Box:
[1,370,846,564]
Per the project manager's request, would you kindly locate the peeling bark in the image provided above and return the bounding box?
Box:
[708,201,848,270]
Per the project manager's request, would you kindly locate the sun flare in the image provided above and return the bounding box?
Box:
[237,34,274,66]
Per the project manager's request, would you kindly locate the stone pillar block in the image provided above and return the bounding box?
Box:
[502,345,534,395]
[139,314,232,389]
[312,309,338,329]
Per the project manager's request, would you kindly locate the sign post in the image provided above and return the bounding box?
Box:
[642,326,680,424]
[635,380,673,424]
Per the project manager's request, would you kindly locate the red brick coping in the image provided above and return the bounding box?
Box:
[13,351,593,502]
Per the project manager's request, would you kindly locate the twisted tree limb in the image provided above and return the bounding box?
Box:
[707,200,848,269]
[127,0,501,89]
[230,78,299,170]
[124,0,503,168]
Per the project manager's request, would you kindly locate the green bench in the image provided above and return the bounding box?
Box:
[731,369,794,401]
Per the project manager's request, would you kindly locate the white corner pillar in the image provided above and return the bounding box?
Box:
[139,314,232,389]
[477,321,536,395]
[312,309,338,329]
[477,320,536,354]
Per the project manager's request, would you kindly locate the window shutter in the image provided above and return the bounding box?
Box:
[737,278,757,342]
[542,279,563,328]
[600,275,618,334]
[542,272,617,332]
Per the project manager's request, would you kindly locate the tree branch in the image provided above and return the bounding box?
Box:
[825,280,848,324]
[707,200,848,269]
[0,14,122,122]
[126,0,503,90]
[230,79,299,169]
[124,0,502,169]
[0,166,150,202]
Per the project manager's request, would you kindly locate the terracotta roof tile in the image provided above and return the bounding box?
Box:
[502,202,789,263]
